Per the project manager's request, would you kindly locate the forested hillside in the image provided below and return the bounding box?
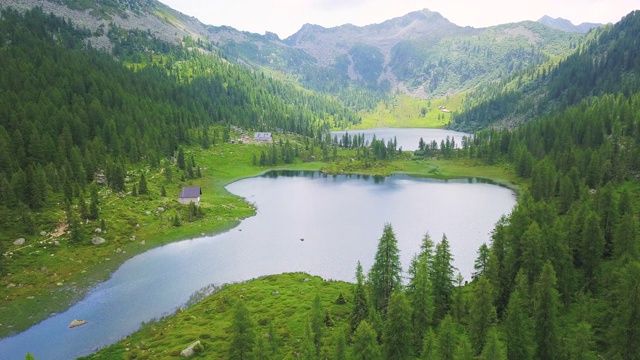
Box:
[91,85,640,358]
[0,6,358,255]
[454,10,640,130]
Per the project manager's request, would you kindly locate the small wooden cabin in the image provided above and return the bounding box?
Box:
[179,187,202,206]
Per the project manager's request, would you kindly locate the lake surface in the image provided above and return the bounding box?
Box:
[330,128,471,151]
[0,171,515,360]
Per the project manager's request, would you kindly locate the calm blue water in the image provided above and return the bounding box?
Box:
[330,128,471,150]
[0,171,515,360]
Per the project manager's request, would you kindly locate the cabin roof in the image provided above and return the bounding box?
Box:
[179,187,202,198]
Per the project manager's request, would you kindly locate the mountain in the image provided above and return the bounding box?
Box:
[537,15,603,33]
[453,10,640,130]
[0,1,586,104]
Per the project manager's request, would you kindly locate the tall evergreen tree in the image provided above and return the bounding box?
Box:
[437,314,457,360]
[420,328,439,360]
[505,270,534,360]
[333,327,347,360]
[468,276,496,355]
[310,294,324,355]
[534,262,560,360]
[383,291,412,360]
[352,320,381,360]
[432,234,455,322]
[350,261,369,332]
[228,301,256,360]
[609,261,640,360]
[369,223,402,314]
[480,327,506,360]
[138,172,148,195]
[407,252,434,353]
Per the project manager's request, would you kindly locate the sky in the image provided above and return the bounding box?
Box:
[158,0,638,39]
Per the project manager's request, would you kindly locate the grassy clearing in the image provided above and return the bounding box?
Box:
[352,94,465,129]
[81,272,354,360]
[0,129,518,339]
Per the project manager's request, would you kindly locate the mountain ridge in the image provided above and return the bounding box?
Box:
[537,15,603,33]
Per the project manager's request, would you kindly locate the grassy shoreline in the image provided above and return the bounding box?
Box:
[0,139,518,340]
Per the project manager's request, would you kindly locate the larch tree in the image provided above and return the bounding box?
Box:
[468,276,496,355]
[505,270,533,360]
[350,261,369,332]
[432,234,455,322]
[352,320,382,360]
[383,291,412,360]
[369,223,402,315]
[228,301,256,360]
[609,261,640,360]
[534,262,560,360]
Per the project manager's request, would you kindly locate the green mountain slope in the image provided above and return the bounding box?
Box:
[453,10,640,130]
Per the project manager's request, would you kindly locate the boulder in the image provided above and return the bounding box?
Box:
[39,231,47,236]
[68,319,87,328]
[91,237,106,245]
[180,340,202,358]
[13,238,25,246]
[94,228,102,233]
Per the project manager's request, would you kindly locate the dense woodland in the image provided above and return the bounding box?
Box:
[0,7,360,257]
[453,10,640,130]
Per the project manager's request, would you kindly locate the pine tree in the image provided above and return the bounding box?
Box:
[609,261,640,359]
[469,276,496,355]
[333,326,347,360]
[228,301,255,360]
[437,314,457,360]
[480,327,506,360]
[383,291,412,360]
[310,294,324,355]
[420,328,439,360]
[565,322,598,360]
[407,252,434,353]
[350,261,369,332]
[177,148,185,170]
[432,234,455,322]
[352,320,381,360]
[534,262,559,360]
[89,183,99,220]
[454,333,473,360]
[581,212,604,289]
[138,172,148,195]
[473,243,490,279]
[369,223,402,314]
[300,319,316,360]
[505,270,533,360]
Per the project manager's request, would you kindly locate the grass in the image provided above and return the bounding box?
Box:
[350,93,466,130]
[0,128,518,340]
[81,272,354,360]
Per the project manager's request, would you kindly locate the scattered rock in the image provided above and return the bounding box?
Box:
[272,290,280,295]
[180,340,203,358]
[53,241,60,246]
[130,235,137,241]
[157,207,165,212]
[56,282,63,286]
[39,231,47,236]
[140,240,146,245]
[303,278,310,282]
[91,237,106,245]
[94,228,102,233]
[6,283,16,288]
[145,211,151,215]
[115,248,122,253]
[13,238,25,246]
[68,319,87,328]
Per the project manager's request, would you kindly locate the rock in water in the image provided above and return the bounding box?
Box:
[180,340,202,357]
[68,319,87,328]
[91,237,105,245]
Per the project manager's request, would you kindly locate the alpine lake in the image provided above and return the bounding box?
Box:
[0,129,516,360]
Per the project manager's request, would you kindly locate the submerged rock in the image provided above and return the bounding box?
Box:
[68,319,87,328]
